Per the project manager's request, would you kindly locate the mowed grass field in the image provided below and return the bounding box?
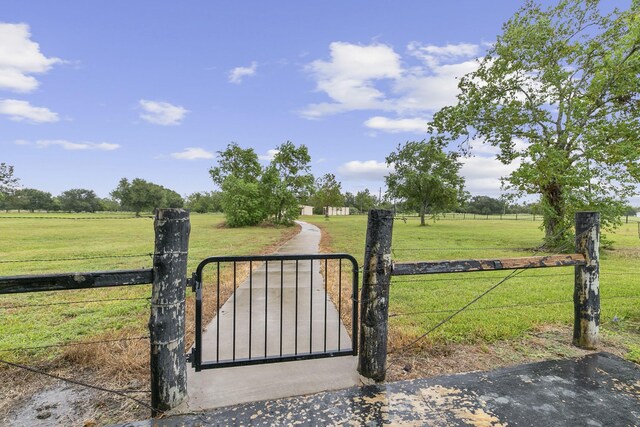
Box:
[0,212,297,363]
[306,215,640,362]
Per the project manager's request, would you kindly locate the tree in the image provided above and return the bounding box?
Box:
[261,141,314,225]
[99,197,121,212]
[210,143,267,227]
[111,178,167,216]
[185,191,223,213]
[467,196,505,215]
[354,189,378,213]
[313,173,344,218]
[385,140,465,226]
[210,142,262,185]
[0,163,19,211]
[221,176,265,227]
[430,0,640,247]
[58,189,101,212]
[12,188,54,212]
[163,188,184,209]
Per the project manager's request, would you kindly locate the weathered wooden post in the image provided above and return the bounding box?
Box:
[150,209,190,415]
[573,211,600,349]
[358,209,394,382]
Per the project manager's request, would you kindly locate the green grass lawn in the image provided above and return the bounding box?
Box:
[0,212,296,361]
[305,214,640,359]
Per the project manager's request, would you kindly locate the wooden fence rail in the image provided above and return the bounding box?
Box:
[0,269,153,294]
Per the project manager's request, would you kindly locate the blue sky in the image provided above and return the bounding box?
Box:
[2,0,637,205]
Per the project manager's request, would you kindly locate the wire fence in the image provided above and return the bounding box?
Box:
[0,296,151,310]
[0,215,153,220]
[0,335,150,353]
[384,226,588,362]
[389,295,640,318]
[394,213,640,223]
[0,253,153,264]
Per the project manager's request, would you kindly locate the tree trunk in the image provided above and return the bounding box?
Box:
[542,182,566,248]
[419,202,426,226]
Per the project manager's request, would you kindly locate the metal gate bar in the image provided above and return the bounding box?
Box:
[191,253,358,371]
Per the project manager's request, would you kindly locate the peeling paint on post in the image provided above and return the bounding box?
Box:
[150,209,190,415]
[358,209,393,382]
[573,211,600,349]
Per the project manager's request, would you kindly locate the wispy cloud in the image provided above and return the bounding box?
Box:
[139,99,188,125]
[229,61,257,84]
[171,147,215,160]
[17,139,119,151]
[0,99,58,123]
[0,23,62,93]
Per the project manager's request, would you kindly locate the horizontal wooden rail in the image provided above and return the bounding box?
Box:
[392,254,586,276]
[0,269,153,294]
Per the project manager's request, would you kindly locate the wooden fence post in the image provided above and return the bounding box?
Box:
[150,209,190,415]
[358,209,394,382]
[573,211,600,349]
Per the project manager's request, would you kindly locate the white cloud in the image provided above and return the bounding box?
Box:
[258,149,279,161]
[301,42,402,118]
[364,116,427,134]
[229,61,257,84]
[0,99,58,123]
[338,160,392,181]
[0,23,62,92]
[460,156,519,195]
[302,41,481,129]
[139,99,188,125]
[171,147,215,160]
[20,139,119,151]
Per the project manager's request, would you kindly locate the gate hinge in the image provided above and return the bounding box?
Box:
[187,272,199,292]
[185,348,194,363]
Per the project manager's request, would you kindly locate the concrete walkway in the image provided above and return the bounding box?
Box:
[177,221,359,412]
[122,353,640,426]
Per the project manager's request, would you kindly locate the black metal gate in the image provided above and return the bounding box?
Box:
[190,254,359,371]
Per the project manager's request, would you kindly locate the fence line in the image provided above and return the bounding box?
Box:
[0,215,153,220]
[391,271,636,284]
[357,211,603,382]
[388,295,640,318]
[0,253,153,264]
[394,213,640,223]
[0,335,150,353]
[0,296,151,310]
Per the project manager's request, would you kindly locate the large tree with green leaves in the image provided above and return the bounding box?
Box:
[12,188,54,212]
[210,143,266,227]
[58,189,101,213]
[312,173,344,218]
[385,140,465,226]
[261,141,314,225]
[110,178,178,216]
[430,0,640,247]
[354,189,378,213]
